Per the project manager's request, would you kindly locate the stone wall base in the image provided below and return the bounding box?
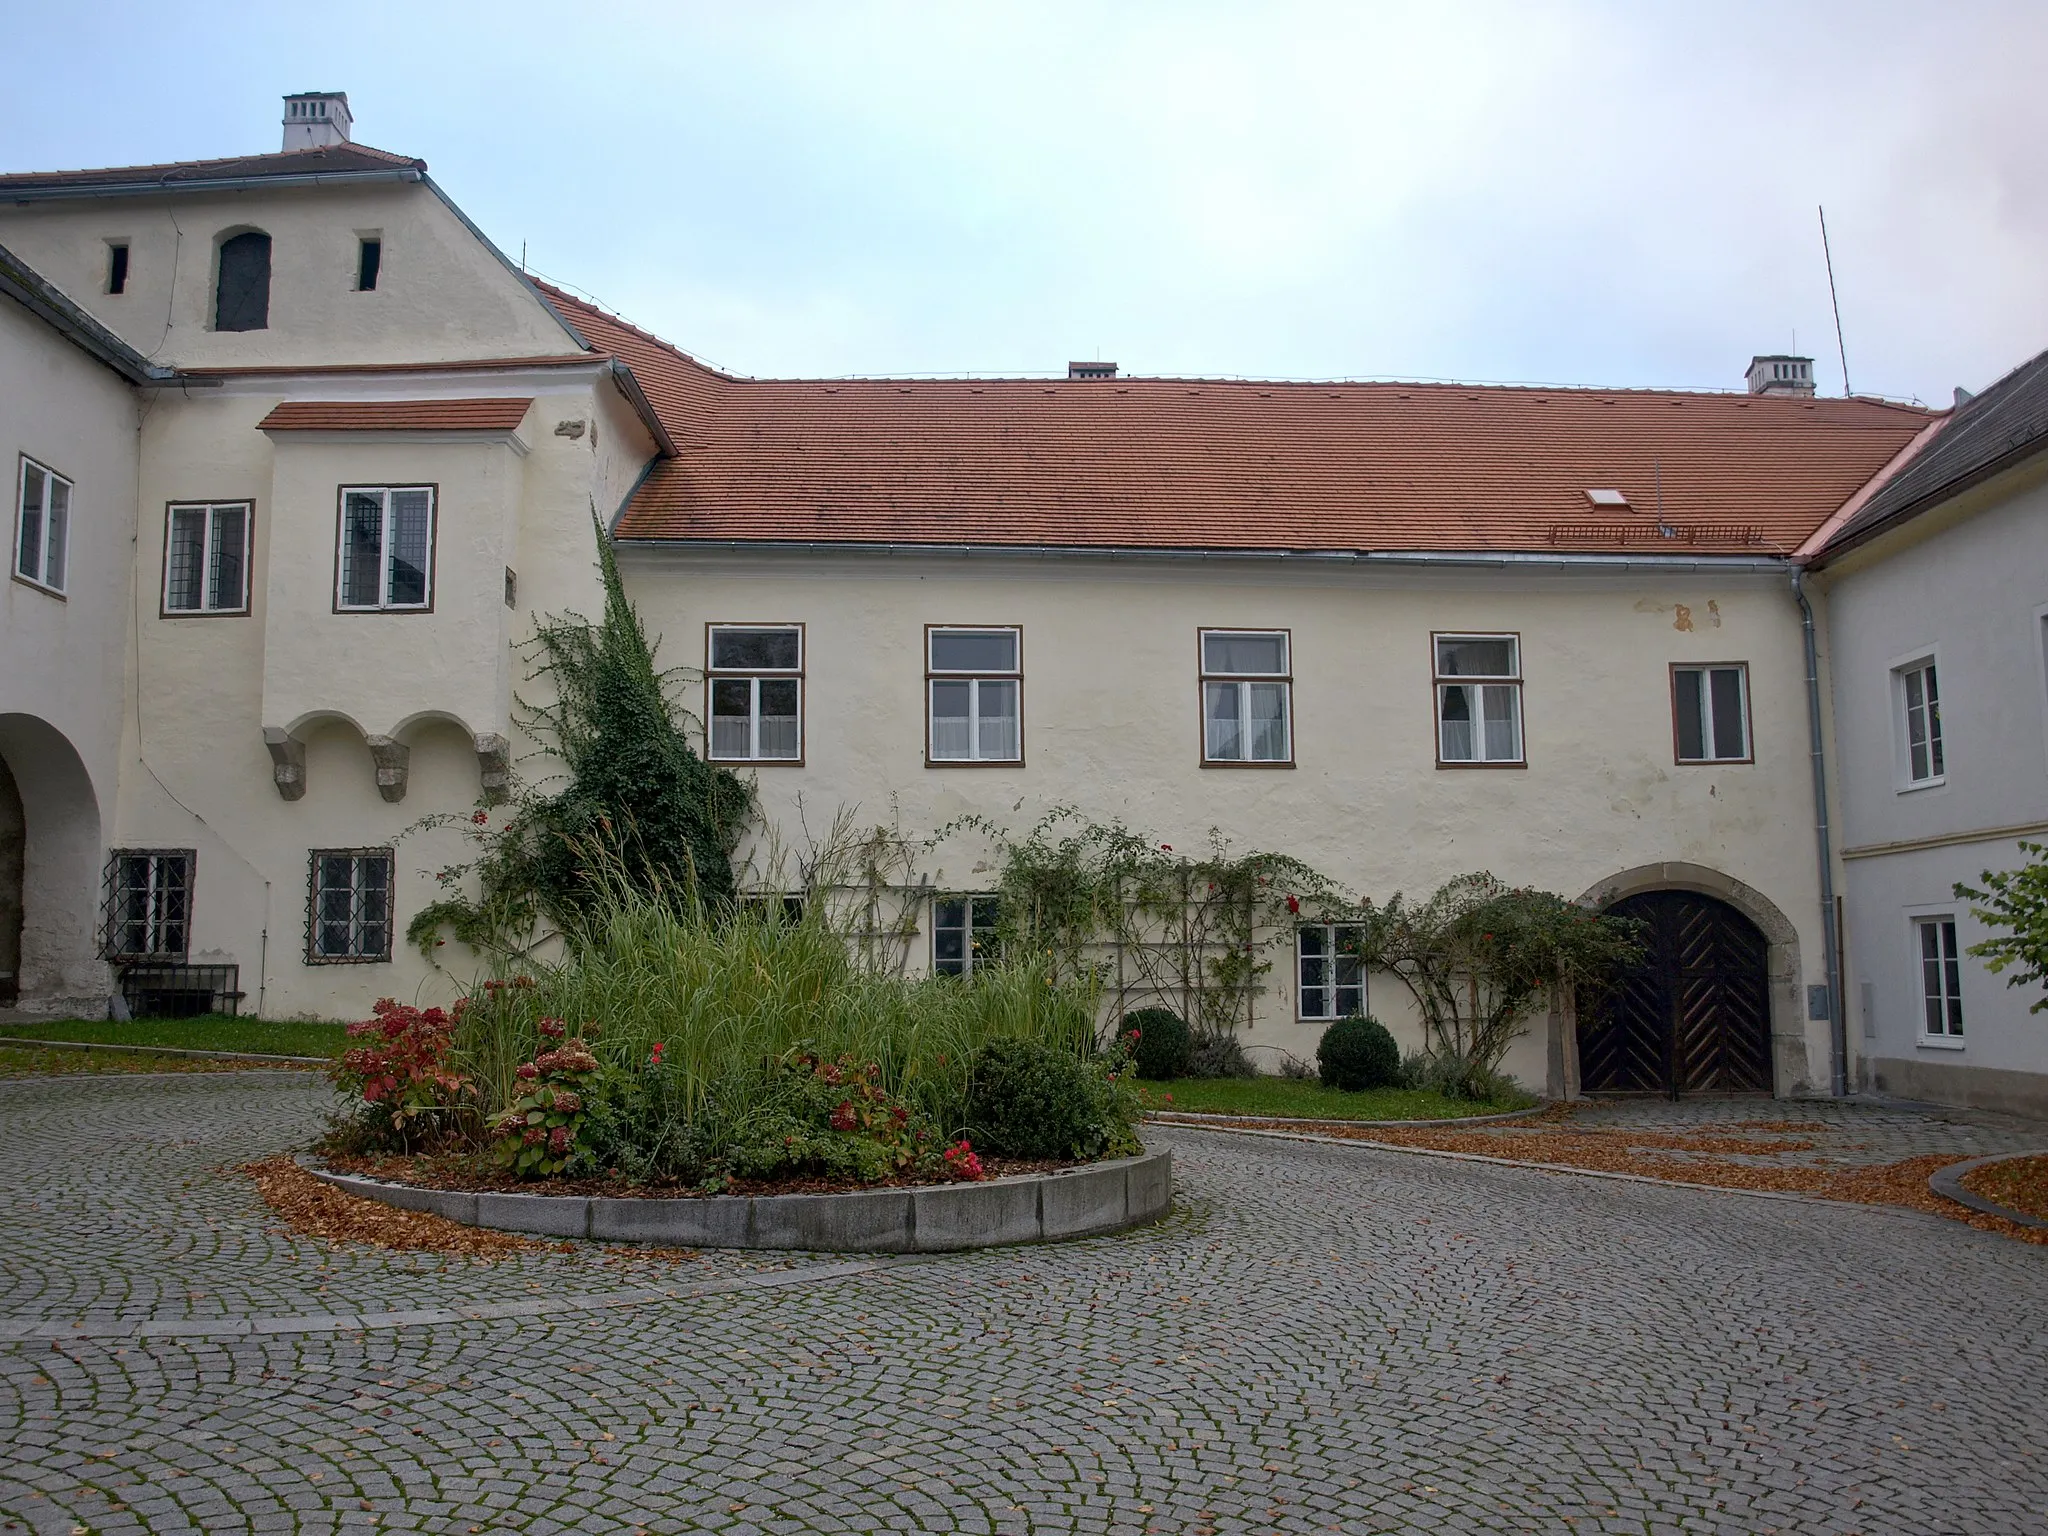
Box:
[1868,1056,2048,1120]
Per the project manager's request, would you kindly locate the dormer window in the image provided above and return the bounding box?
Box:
[215,231,271,332]
[356,236,381,292]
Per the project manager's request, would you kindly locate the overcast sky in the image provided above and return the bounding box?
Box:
[7,2,2044,402]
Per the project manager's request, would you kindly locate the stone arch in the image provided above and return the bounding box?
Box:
[0,714,105,1012]
[1575,862,1810,1097]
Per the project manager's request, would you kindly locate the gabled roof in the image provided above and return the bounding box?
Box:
[257,398,533,433]
[0,240,174,384]
[541,284,1933,557]
[0,143,426,200]
[1810,347,2048,564]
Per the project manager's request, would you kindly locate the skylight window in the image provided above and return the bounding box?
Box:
[1584,488,1630,508]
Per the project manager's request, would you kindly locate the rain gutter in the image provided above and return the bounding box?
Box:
[616,540,1793,574]
[1792,567,1848,1096]
[0,168,425,202]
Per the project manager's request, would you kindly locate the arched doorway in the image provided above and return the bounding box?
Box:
[0,714,106,1010]
[1579,889,1774,1096]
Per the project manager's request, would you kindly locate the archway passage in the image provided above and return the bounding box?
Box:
[0,754,22,1005]
[1580,890,1773,1096]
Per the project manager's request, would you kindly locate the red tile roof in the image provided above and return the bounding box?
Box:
[0,144,426,194]
[257,398,533,433]
[547,284,1937,556]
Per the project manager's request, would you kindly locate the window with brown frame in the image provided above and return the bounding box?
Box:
[163,502,251,615]
[1433,633,1522,765]
[707,625,803,762]
[1200,629,1291,764]
[1672,663,1751,762]
[927,626,1022,764]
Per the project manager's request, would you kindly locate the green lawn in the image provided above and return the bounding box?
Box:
[0,1015,349,1059]
[0,1044,308,1078]
[1137,1075,1533,1122]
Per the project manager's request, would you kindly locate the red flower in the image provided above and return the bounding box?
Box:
[829,1100,858,1132]
[516,1063,540,1081]
[471,810,489,825]
[538,1018,566,1039]
[1159,843,1172,852]
[1285,894,1301,915]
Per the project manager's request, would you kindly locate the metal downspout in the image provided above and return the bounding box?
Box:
[1793,568,1848,1095]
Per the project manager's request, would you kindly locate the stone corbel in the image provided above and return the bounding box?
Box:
[474,733,511,805]
[261,727,306,801]
[365,736,411,803]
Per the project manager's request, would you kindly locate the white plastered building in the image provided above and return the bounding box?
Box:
[4,96,2038,1112]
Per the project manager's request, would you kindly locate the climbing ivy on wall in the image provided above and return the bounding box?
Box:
[408,514,754,959]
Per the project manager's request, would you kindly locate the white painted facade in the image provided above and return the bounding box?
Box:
[0,294,139,1009]
[4,104,2009,1110]
[1819,457,2048,1115]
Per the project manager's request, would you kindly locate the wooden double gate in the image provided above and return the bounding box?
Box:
[1578,890,1774,1096]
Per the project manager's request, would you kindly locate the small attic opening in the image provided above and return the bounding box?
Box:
[1584,488,1630,509]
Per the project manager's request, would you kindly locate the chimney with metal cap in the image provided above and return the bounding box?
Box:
[282,92,353,151]
[1068,361,1117,380]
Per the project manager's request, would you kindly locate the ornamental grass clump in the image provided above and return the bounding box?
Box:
[400,880,1130,1186]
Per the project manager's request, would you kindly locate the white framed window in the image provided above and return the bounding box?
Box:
[1201,629,1292,764]
[335,486,434,611]
[928,627,1021,763]
[307,849,394,963]
[707,625,803,762]
[100,850,194,961]
[1297,924,1365,1020]
[1915,916,1963,1039]
[14,456,71,596]
[1673,663,1751,763]
[1434,633,1523,765]
[163,502,251,615]
[1895,657,1944,787]
[932,894,1000,977]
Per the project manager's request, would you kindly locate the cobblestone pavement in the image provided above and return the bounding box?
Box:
[3,1076,2046,1535]
[1501,1094,2048,1171]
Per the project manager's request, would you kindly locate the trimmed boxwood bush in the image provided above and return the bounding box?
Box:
[1317,1016,1402,1091]
[965,1038,1135,1161]
[1120,1007,1192,1081]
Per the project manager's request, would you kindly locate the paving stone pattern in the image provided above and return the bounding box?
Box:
[3,1076,2046,1534]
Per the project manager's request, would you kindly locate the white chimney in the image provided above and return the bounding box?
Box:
[282,92,353,151]
[1746,354,1816,397]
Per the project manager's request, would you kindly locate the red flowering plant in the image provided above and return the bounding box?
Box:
[329,998,475,1151]
[489,1018,602,1177]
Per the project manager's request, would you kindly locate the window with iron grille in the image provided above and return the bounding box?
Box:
[101,850,195,961]
[306,849,394,963]
[163,502,251,614]
[336,486,434,611]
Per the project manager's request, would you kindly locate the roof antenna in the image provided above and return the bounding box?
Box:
[520,240,528,273]
[1819,206,1851,397]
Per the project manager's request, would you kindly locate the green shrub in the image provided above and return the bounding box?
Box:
[1187,1029,1257,1079]
[965,1037,1139,1161]
[1120,1006,1192,1080]
[1399,1048,1520,1104]
[1317,1016,1402,1091]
